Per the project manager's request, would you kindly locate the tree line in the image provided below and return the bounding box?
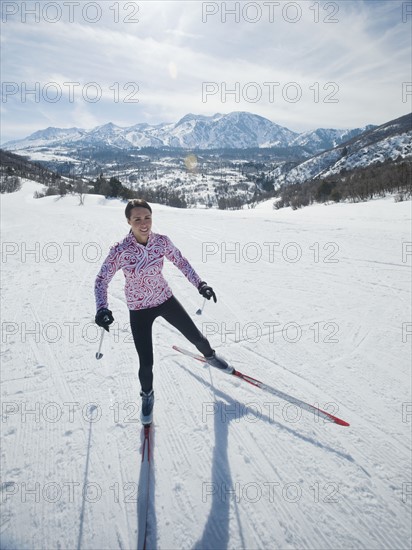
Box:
[273,158,411,210]
[0,149,60,188]
[91,174,187,208]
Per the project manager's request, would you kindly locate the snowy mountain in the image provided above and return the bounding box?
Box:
[2,112,367,154]
[1,179,411,549]
[291,125,375,154]
[163,112,299,149]
[272,113,412,187]
[4,126,86,149]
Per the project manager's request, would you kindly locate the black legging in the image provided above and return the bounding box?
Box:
[130,295,214,392]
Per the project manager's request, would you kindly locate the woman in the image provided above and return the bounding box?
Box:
[94,198,232,425]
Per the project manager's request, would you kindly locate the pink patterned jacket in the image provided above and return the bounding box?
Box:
[95,231,202,311]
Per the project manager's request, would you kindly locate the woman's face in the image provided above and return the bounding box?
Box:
[128,207,152,243]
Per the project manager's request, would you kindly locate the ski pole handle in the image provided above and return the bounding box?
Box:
[95,328,105,359]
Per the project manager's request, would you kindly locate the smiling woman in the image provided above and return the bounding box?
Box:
[94,198,232,425]
[125,199,153,244]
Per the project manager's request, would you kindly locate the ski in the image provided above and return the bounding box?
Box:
[137,424,152,550]
[172,345,350,427]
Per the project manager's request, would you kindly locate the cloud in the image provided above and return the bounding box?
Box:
[1,0,410,141]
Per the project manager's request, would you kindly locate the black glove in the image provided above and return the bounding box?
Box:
[95,308,114,332]
[198,281,217,303]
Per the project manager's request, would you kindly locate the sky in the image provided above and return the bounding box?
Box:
[1,0,411,143]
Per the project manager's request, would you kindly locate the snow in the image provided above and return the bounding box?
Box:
[1,182,411,550]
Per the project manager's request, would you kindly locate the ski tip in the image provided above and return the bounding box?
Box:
[328,414,350,427]
[318,406,349,426]
[335,418,350,427]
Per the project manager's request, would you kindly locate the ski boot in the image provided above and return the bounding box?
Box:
[140,389,154,425]
[205,351,234,374]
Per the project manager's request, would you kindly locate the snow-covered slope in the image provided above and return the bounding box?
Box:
[272,113,412,186]
[1,182,411,549]
[291,125,375,153]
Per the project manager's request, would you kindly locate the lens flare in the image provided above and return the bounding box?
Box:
[184,154,198,171]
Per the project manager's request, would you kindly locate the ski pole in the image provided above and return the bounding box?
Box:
[196,297,207,315]
[95,328,105,359]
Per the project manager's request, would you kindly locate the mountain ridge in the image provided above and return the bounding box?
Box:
[270,112,412,186]
[3,111,374,154]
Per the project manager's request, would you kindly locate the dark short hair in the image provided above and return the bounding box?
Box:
[125,199,152,219]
